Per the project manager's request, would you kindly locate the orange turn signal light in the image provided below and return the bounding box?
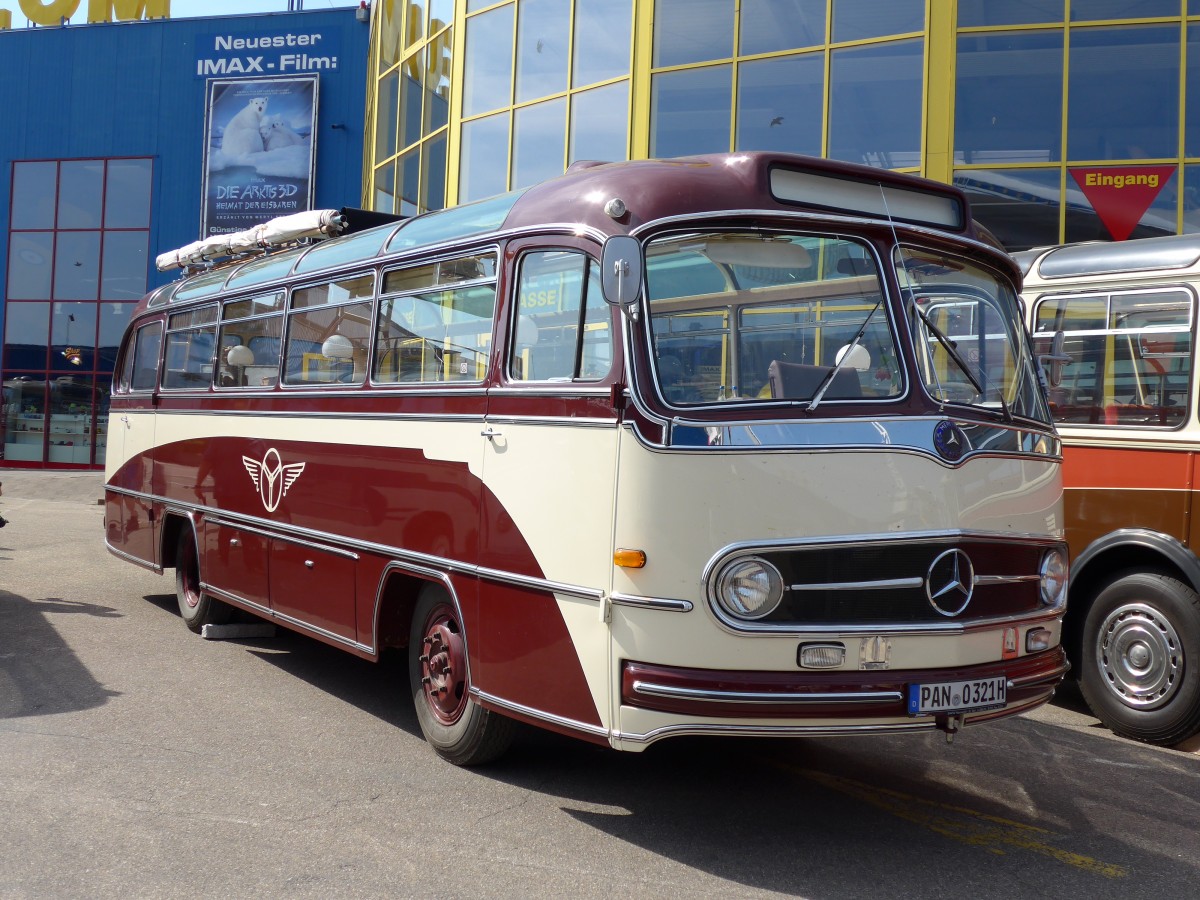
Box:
[613,549,647,569]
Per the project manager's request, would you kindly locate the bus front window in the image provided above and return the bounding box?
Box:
[898,247,1050,425]
[644,232,904,404]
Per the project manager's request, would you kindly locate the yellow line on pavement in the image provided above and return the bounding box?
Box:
[781,766,1128,880]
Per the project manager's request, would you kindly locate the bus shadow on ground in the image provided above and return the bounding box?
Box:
[0,589,121,718]
[485,722,1197,897]
[140,591,424,739]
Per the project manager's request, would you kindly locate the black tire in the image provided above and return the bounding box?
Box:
[174,528,233,634]
[409,583,514,765]
[1078,571,1200,746]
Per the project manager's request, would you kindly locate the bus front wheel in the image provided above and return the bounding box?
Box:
[1079,572,1200,746]
[174,529,233,634]
[408,584,514,765]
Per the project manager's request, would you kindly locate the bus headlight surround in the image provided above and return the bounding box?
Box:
[714,557,785,620]
[1039,547,1068,609]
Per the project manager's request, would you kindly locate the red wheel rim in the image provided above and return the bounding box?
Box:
[180,541,201,609]
[417,601,468,724]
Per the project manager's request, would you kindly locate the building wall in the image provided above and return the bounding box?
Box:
[0,9,370,468]
[365,0,1200,251]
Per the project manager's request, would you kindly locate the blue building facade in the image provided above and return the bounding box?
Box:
[0,9,369,467]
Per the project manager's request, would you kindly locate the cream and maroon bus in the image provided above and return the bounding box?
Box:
[1020,233,1200,747]
[106,152,1068,765]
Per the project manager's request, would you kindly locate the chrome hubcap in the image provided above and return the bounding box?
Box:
[1096,602,1182,710]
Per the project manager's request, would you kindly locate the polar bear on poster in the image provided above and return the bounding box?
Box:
[261,115,305,151]
[221,97,268,157]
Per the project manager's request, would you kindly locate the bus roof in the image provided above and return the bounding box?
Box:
[148,152,999,310]
[1014,232,1200,282]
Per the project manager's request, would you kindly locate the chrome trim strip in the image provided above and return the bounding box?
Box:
[263,610,371,654]
[786,573,1040,593]
[704,530,1063,581]
[148,407,489,419]
[201,582,373,655]
[479,415,619,429]
[471,689,611,740]
[614,694,1057,746]
[712,530,1063,558]
[975,574,1041,586]
[486,387,614,398]
[664,416,1061,459]
[207,517,359,560]
[369,562,467,662]
[630,681,903,705]
[609,593,694,613]
[615,721,939,744]
[107,486,606,603]
[706,610,1064,638]
[104,539,163,573]
[789,577,924,592]
[1008,659,1072,688]
[475,566,604,602]
[203,584,270,615]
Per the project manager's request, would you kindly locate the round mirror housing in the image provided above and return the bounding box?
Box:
[321,334,355,360]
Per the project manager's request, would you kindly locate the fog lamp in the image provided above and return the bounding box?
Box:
[799,642,845,669]
[714,556,784,620]
[1039,547,1068,608]
[1026,627,1053,653]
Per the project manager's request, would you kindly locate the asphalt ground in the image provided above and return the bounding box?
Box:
[2,470,1199,899]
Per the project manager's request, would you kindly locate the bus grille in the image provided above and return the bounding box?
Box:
[741,539,1050,626]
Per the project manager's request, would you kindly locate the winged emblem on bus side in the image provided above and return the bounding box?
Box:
[243,448,306,513]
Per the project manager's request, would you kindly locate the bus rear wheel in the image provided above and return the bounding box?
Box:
[174,528,233,634]
[1079,572,1200,746]
[408,584,514,765]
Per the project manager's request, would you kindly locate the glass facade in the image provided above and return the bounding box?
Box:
[954,8,1200,249]
[3,158,150,466]
[356,3,1200,251]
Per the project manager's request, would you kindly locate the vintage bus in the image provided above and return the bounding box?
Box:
[1019,233,1200,747]
[105,152,1068,765]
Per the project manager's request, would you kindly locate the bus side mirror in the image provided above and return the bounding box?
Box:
[601,235,643,311]
[1038,329,1070,388]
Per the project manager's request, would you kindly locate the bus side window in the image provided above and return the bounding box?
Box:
[217,292,284,389]
[117,330,137,393]
[373,254,498,385]
[284,275,374,386]
[162,305,218,390]
[129,321,163,392]
[1033,290,1193,427]
[510,251,611,382]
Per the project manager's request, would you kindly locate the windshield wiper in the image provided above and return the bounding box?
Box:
[808,297,883,412]
[910,300,1012,423]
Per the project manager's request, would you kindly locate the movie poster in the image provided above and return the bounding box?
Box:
[200,74,319,237]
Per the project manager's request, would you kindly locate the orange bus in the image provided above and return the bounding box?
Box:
[1020,233,1200,746]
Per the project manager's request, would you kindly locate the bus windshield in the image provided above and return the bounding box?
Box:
[899,247,1050,425]
[644,231,904,404]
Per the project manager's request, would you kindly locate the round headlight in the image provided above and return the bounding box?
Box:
[714,557,784,620]
[1039,547,1068,608]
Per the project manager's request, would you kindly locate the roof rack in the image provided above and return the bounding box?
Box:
[155,207,404,273]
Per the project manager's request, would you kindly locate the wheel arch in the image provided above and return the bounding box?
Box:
[373,562,467,656]
[158,508,202,571]
[1066,528,1200,665]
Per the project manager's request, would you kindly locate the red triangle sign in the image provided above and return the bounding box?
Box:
[1070,166,1175,241]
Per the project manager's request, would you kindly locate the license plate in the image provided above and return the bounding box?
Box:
[907,676,1006,716]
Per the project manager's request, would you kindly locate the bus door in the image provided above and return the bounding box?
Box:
[477,246,617,730]
[108,320,162,565]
